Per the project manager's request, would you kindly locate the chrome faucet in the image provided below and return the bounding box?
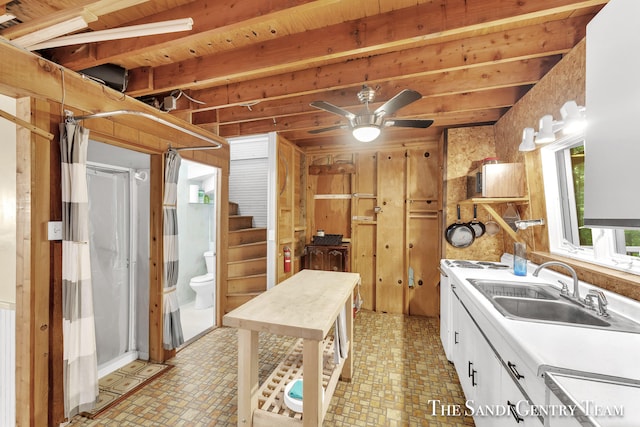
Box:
[585,289,609,317]
[533,261,580,301]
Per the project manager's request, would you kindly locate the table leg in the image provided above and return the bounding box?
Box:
[302,338,322,427]
[341,290,354,381]
[237,329,258,426]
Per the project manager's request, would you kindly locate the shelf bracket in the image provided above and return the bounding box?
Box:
[479,204,525,243]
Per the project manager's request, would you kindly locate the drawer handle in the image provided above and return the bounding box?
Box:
[468,361,473,378]
[470,368,477,387]
[507,401,524,423]
[508,361,525,380]
[454,331,459,344]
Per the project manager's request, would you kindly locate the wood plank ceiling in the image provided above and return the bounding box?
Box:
[1,0,606,149]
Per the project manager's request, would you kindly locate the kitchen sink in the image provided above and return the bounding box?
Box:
[466,278,640,334]
[492,297,610,327]
[467,279,557,300]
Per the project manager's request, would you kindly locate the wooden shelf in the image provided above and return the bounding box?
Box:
[460,197,529,204]
[253,335,347,426]
[459,197,530,243]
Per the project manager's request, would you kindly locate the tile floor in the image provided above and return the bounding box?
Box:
[68,310,475,426]
[180,301,216,343]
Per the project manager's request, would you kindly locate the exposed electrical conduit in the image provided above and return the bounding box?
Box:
[66,109,224,149]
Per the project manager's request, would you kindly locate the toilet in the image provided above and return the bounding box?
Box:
[189,251,215,309]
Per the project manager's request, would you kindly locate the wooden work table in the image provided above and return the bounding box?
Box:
[223,269,361,427]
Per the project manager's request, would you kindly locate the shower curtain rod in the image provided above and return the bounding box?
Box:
[168,145,221,152]
[66,109,223,149]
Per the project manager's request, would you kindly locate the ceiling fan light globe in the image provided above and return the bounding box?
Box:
[352,125,381,142]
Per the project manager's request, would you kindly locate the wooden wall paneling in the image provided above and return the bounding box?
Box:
[15,98,51,426]
[47,103,64,425]
[405,144,442,317]
[444,126,505,261]
[494,40,586,255]
[407,144,441,210]
[313,173,351,239]
[351,153,377,310]
[148,154,164,362]
[277,139,295,282]
[293,150,307,272]
[406,213,441,317]
[375,150,406,314]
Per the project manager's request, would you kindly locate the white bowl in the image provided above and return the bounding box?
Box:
[283,379,324,413]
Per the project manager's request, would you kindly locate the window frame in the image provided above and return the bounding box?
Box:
[541,133,640,275]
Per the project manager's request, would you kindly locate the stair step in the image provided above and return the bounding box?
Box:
[228,228,267,246]
[228,257,267,278]
[225,292,263,313]
[229,201,239,216]
[229,215,254,231]
[228,241,267,262]
[227,274,267,294]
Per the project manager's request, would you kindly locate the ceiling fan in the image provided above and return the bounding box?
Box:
[309,85,434,142]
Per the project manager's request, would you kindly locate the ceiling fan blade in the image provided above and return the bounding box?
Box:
[308,124,348,134]
[374,89,422,116]
[385,119,434,129]
[310,101,356,120]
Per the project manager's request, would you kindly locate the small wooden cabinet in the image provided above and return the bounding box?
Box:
[303,244,350,272]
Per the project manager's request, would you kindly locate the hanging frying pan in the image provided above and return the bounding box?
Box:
[467,204,486,238]
[445,204,476,248]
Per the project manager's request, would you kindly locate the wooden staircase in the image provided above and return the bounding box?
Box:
[226,202,267,312]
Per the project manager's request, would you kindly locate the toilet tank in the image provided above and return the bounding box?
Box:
[204,251,215,273]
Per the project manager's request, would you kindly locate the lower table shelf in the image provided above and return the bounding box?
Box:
[253,334,348,426]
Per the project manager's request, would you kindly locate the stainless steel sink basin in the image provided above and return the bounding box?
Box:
[466,278,640,334]
[492,297,610,327]
[468,279,557,300]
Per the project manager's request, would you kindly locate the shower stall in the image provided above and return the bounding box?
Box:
[86,147,150,377]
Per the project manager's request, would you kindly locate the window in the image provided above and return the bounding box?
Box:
[541,133,640,273]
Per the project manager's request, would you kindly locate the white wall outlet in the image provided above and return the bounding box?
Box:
[47,221,63,241]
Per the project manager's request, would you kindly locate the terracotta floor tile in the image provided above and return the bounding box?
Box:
[68,310,473,426]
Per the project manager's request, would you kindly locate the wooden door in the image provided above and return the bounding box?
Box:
[375,150,405,313]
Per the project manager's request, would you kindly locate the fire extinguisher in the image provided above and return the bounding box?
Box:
[283,246,291,273]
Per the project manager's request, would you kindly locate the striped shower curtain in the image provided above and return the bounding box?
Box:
[60,121,99,418]
[163,150,184,349]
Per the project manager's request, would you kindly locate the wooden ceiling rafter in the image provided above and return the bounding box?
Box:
[0,0,608,147]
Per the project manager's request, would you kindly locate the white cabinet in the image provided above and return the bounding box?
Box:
[449,285,542,426]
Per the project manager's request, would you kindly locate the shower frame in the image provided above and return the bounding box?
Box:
[87,161,140,377]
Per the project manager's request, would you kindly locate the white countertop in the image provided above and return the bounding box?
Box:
[441,259,640,382]
[545,371,640,427]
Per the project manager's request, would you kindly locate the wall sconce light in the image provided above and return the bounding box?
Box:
[522,100,586,149]
[535,115,558,144]
[518,127,536,152]
[560,100,587,135]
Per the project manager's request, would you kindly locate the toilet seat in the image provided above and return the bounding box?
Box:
[190,273,213,284]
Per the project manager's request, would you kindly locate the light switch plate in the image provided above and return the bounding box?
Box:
[48,221,63,241]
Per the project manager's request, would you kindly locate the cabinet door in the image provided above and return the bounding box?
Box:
[326,249,345,272]
[307,246,326,270]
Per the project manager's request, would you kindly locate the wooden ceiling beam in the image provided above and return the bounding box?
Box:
[195,86,530,128]
[121,0,605,97]
[184,14,590,115]
[49,0,337,70]
[1,0,148,39]
[197,56,557,135]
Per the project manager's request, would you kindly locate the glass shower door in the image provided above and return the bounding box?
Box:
[87,164,136,373]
